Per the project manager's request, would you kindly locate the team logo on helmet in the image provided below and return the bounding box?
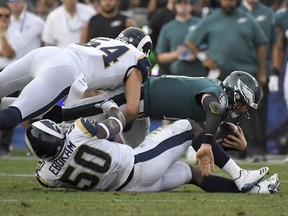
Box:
[237,79,258,109]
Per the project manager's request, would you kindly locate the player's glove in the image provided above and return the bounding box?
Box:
[95,99,118,116]
[207,69,220,79]
[268,75,279,92]
[268,68,279,92]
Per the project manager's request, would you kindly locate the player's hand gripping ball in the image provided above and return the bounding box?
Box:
[215,122,238,145]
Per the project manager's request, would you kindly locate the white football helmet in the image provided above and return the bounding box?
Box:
[25,119,65,161]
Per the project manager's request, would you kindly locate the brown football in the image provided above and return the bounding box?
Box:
[215,122,238,144]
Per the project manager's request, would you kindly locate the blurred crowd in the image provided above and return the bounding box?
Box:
[0,0,288,162]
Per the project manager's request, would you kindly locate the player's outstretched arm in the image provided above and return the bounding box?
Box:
[195,144,214,176]
[123,68,142,125]
[95,100,126,139]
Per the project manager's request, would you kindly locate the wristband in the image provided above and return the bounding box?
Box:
[108,117,124,133]
[202,134,214,145]
[271,67,279,75]
[98,123,110,139]
[196,52,207,62]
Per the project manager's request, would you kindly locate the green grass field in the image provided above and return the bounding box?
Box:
[0,149,287,216]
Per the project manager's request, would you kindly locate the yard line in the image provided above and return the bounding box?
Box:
[1,199,18,202]
[0,156,37,161]
[0,199,190,203]
[0,173,34,177]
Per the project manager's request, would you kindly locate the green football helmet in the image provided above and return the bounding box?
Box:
[223,71,263,120]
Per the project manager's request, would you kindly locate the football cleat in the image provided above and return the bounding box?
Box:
[248,173,280,194]
[234,167,269,192]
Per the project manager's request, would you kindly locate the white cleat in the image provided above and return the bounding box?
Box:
[234,167,269,192]
[248,174,280,194]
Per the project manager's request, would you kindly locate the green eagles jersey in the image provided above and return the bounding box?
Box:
[240,2,276,74]
[274,8,288,58]
[155,17,207,77]
[143,75,228,121]
[185,8,267,76]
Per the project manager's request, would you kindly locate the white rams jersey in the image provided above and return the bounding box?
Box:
[35,118,134,191]
[67,37,151,90]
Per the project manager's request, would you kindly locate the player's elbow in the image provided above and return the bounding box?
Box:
[123,105,139,124]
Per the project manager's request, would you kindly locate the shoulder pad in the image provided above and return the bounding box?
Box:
[136,56,152,83]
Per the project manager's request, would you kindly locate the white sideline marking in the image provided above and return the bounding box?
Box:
[0,199,190,203]
[0,173,34,177]
[2,199,18,202]
[0,156,37,161]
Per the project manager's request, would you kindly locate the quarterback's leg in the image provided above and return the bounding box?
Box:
[190,120,269,192]
[191,165,279,194]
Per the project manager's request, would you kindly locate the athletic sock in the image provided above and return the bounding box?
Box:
[0,107,22,129]
[192,131,242,179]
[222,159,242,180]
[192,132,230,168]
[200,175,240,193]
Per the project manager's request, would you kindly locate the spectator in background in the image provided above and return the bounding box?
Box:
[185,0,267,83]
[0,4,21,156]
[149,0,175,75]
[239,0,277,162]
[193,0,222,17]
[149,0,175,50]
[129,0,150,27]
[79,0,100,12]
[185,0,268,161]
[186,0,267,82]
[6,0,45,154]
[80,0,136,43]
[8,0,45,58]
[147,0,168,20]
[35,0,59,20]
[155,0,207,77]
[42,0,95,48]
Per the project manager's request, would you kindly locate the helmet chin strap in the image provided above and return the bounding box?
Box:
[230,111,238,119]
[228,104,251,125]
[242,111,250,120]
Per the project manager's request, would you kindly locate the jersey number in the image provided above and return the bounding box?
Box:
[60,145,111,189]
[88,39,129,68]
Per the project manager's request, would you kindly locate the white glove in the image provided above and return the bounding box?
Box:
[268,75,279,92]
[196,52,207,62]
[95,99,118,115]
[207,69,220,79]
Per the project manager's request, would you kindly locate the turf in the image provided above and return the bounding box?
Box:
[0,149,287,216]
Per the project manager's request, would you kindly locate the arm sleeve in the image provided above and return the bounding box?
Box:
[202,95,223,136]
[97,107,126,139]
